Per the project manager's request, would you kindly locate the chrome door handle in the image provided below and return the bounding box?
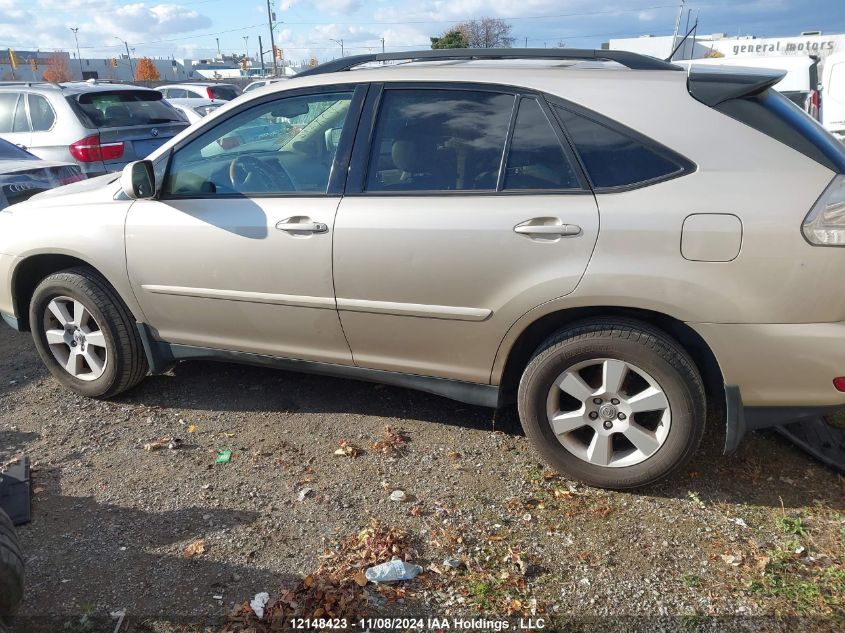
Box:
[275,219,328,233]
[514,221,582,236]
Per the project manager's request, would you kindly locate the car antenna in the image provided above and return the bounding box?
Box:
[665,20,699,62]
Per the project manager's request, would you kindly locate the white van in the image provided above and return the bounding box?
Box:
[821,52,845,140]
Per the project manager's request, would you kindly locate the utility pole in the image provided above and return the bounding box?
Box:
[216,37,221,58]
[331,38,344,57]
[266,0,278,77]
[670,0,685,61]
[381,37,385,53]
[258,35,265,75]
[243,36,249,63]
[113,36,134,79]
[70,27,83,80]
[525,36,528,48]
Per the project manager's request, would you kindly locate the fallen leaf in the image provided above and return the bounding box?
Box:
[183,539,206,558]
[353,570,368,586]
[144,442,162,451]
[32,485,46,494]
[333,441,360,458]
[188,425,198,433]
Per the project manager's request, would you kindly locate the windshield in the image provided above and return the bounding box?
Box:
[0,138,36,160]
[70,90,184,128]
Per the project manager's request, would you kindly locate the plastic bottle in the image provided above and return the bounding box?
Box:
[364,559,423,583]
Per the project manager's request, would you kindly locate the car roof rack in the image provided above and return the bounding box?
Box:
[296,48,680,77]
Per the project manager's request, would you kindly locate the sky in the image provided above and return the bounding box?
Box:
[1,0,845,65]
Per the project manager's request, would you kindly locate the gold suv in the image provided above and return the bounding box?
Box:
[2,50,845,488]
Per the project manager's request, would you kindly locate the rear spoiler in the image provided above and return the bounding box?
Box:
[687,65,786,107]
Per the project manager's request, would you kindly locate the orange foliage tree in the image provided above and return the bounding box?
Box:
[134,57,160,83]
[42,53,73,82]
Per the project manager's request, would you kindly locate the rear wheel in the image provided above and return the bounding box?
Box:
[29,267,148,398]
[517,319,706,489]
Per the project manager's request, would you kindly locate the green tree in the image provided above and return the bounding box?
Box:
[430,28,469,49]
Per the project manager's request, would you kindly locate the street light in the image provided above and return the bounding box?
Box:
[113,36,134,79]
[330,38,344,57]
[69,27,83,80]
[243,36,249,65]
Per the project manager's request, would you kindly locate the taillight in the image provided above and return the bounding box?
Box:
[206,87,215,99]
[802,174,845,246]
[834,377,845,392]
[69,134,124,162]
[810,90,820,119]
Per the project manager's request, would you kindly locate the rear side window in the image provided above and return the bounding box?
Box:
[70,90,183,128]
[166,88,188,98]
[366,89,514,192]
[209,86,239,101]
[504,98,580,190]
[554,105,686,189]
[12,95,28,132]
[28,94,55,131]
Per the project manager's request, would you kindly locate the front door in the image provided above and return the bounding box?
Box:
[126,87,362,365]
[333,87,600,383]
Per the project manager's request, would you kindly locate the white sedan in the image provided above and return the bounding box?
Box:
[165,98,224,124]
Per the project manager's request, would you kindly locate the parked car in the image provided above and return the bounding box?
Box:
[2,49,845,489]
[158,83,241,102]
[0,81,189,177]
[243,78,288,94]
[165,97,224,124]
[0,138,83,211]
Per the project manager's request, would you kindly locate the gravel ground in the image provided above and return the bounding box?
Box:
[1,324,843,632]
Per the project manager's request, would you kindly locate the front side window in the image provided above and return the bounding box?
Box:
[554,105,685,189]
[504,98,580,190]
[28,94,55,131]
[366,89,514,192]
[163,91,353,196]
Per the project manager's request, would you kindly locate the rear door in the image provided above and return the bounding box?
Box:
[332,84,600,383]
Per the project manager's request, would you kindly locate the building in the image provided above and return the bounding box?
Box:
[607,31,845,62]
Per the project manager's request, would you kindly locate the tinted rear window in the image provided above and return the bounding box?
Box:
[70,90,183,128]
[554,105,687,189]
[504,98,580,190]
[209,86,239,101]
[716,89,845,173]
[366,89,513,192]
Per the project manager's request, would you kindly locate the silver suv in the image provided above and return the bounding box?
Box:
[2,50,845,488]
[0,81,188,177]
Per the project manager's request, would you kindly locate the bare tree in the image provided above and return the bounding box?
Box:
[453,17,514,49]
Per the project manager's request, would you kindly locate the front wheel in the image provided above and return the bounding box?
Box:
[29,267,148,398]
[518,319,706,489]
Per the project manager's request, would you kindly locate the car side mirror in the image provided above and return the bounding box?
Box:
[120,160,155,199]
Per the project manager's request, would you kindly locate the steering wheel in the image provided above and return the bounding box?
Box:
[228,155,294,192]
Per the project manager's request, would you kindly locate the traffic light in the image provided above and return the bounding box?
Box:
[240,58,248,71]
[274,46,283,60]
[111,58,118,68]
[309,56,318,67]
[8,49,17,70]
[29,58,37,71]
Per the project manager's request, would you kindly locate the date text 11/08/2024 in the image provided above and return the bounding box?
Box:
[289,618,547,630]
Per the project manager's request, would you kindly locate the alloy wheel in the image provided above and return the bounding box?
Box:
[546,358,671,468]
[42,296,108,381]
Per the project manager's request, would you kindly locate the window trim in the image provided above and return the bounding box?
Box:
[158,82,368,201]
[544,94,697,193]
[11,93,30,134]
[345,81,594,197]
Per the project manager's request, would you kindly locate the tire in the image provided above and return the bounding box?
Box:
[29,267,148,398]
[517,318,706,489]
[0,507,23,620]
